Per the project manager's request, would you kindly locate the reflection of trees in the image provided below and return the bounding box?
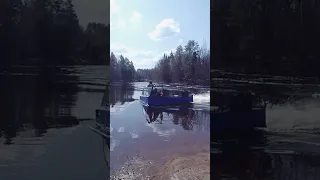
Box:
[213,149,320,180]
[109,84,134,106]
[41,67,79,127]
[269,154,320,180]
[0,66,79,144]
[212,131,320,180]
[172,114,180,125]
[181,110,195,130]
[142,105,210,131]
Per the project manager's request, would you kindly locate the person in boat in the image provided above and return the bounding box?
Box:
[152,88,161,96]
[160,89,163,96]
[147,81,154,87]
[151,88,157,96]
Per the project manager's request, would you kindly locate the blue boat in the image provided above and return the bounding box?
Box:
[211,91,267,133]
[140,86,193,106]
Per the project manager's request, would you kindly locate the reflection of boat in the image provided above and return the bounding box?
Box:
[212,92,266,133]
[142,105,164,124]
[142,104,191,122]
[140,86,193,106]
[141,104,202,131]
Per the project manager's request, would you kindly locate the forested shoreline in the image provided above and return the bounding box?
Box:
[0,0,109,68]
[110,40,210,85]
[212,0,320,77]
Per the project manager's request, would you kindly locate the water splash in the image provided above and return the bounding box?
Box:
[267,99,320,131]
[193,92,210,104]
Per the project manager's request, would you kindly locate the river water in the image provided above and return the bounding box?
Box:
[2,66,320,179]
[212,71,320,180]
[110,82,211,178]
[0,66,109,180]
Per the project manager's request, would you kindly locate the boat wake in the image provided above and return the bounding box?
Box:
[193,92,210,104]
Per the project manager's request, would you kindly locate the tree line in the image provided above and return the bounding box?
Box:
[110,40,210,85]
[212,0,320,77]
[110,53,136,82]
[0,0,109,68]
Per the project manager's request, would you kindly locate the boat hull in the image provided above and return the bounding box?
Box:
[211,108,266,133]
[140,95,193,106]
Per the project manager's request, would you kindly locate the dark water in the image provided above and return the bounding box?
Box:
[110,82,210,176]
[0,66,109,180]
[211,72,320,180]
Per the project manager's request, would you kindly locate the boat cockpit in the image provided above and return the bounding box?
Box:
[142,86,163,97]
[142,86,192,98]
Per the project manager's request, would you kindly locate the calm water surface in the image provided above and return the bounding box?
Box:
[110,82,210,174]
[212,71,320,180]
[0,66,108,180]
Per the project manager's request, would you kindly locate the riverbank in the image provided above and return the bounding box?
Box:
[112,146,210,180]
[150,152,210,180]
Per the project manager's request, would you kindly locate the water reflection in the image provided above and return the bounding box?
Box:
[212,131,320,180]
[110,84,135,106]
[0,66,83,144]
[142,105,210,131]
[211,72,320,180]
[110,83,210,174]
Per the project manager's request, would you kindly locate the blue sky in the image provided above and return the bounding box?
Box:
[110,0,210,69]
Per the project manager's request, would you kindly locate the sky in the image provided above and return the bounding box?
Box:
[72,0,210,69]
[110,0,210,69]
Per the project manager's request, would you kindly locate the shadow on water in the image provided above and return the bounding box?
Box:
[211,73,320,180]
[0,66,80,145]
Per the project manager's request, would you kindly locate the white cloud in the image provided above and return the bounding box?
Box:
[110,0,120,15]
[148,18,180,41]
[130,11,142,23]
[110,42,176,69]
[117,19,126,28]
[179,38,183,44]
[110,0,120,29]
[111,42,154,57]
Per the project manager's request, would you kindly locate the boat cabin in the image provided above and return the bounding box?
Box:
[142,86,163,97]
[141,86,191,98]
